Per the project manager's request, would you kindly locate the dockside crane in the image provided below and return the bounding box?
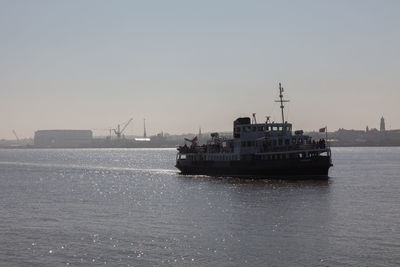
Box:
[12,130,19,141]
[113,118,133,139]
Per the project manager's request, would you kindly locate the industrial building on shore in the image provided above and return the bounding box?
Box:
[34,130,93,148]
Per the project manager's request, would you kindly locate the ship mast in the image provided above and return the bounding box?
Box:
[275,83,289,124]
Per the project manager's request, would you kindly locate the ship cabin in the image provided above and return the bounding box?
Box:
[233,116,330,160]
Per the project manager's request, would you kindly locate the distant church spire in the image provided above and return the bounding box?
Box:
[380,116,385,132]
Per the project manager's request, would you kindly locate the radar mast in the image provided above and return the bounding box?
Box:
[275,83,289,124]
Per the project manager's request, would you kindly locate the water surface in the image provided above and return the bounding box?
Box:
[0,147,399,266]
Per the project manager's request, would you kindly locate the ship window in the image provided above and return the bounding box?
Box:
[252,126,256,131]
[257,126,264,131]
[285,139,290,145]
[266,126,270,131]
[236,127,241,132]
[273,140,277,146]
[247,141,251,146]
[292,138,296,144]
[278,139,283,145]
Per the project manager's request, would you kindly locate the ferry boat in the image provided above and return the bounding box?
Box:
[175,83,333,179]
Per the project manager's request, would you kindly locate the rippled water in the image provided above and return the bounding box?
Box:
[0,147,399,266]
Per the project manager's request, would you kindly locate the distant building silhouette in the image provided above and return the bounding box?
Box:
[380,116,386,132]
[34,130,93,148]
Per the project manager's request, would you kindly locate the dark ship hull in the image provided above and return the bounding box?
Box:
[176,156,332,179]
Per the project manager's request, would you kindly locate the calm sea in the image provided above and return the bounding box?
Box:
[0,147,399,266]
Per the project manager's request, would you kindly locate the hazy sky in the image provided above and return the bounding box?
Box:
[1,0,399,139]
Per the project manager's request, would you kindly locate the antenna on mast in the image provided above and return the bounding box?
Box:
[275,83,290,124]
